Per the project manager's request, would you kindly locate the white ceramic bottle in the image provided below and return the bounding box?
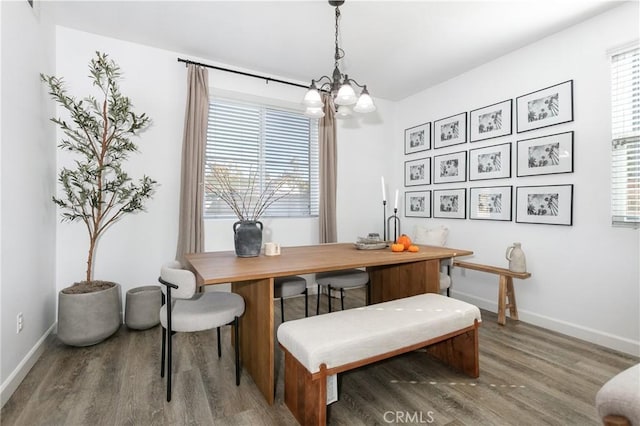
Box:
[506,242,527,273]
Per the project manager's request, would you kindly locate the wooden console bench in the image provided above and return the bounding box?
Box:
[277,294,481,426]
[453,260,531,325]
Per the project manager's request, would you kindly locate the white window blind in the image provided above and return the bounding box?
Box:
[611,45,640,228]
[204,98,319,218]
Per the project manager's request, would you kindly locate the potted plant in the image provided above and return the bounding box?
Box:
[206,165,292,257]
[42,51,157,346]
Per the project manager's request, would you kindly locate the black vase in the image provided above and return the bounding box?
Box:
[233,220,263,257]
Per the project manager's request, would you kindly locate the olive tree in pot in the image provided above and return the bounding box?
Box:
[42,52,157,346]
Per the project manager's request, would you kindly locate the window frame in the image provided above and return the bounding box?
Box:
[203,95,319,220]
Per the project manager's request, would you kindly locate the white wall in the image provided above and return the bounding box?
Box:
[0,0,57,406]
[396,2,639,355]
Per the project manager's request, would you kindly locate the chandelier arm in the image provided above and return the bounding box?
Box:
[344,77,367,90]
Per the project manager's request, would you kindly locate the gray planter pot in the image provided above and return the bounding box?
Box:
[57,283,122,347]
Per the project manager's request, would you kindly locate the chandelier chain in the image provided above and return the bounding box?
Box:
[334,6,344,66]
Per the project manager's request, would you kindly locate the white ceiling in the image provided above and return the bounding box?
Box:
[43,0,626,101]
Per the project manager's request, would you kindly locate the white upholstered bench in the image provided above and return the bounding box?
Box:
[277,293,482,425]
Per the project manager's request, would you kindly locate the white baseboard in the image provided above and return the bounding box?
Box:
[0,323,56,408]
[452,290,640,357]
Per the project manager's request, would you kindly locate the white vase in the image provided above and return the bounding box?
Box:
[505,242,527,273]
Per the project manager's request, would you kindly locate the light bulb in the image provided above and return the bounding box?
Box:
[334,83,357,105]
[304,106,325,118]
[336,105,352,118]
[303,88,323,108]
[353,88,376,113]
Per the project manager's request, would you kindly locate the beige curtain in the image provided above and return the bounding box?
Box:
[175,65,209,262]
[319,94,337,243]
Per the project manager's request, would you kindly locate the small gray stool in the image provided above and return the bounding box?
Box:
[596,363,640,426]
[274,276,308,322]
[316,269,369,314]
[125,285,162,330]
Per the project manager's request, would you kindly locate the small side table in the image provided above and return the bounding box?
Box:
[453,260,531,325]
[125,285,162,330]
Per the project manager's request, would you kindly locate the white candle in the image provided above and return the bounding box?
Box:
[394,189,399,210]
[381,176,386,202]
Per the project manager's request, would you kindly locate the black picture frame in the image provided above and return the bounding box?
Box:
[404,122,431,155]
[433,188,467,219]
[469,142,512,181]
[516,131,574,177]
[469,186,512,221]
[469,99,513,142]
[516,80,574,133]
[433,112,467,149]
[515,184,573,225]
[404,157,431,186]
[405,190,431,218]
[433,150,467,184]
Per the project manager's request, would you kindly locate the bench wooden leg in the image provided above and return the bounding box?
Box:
[498,276,507,325]
[425,320,480,378]
[498,275,518,325]
[506,277,518,321]
[284,350,327,426]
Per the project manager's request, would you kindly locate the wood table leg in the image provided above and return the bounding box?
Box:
[232,278,275,404]
[497,275,507,325]
[506,276,518,321]
[368,259,441,304]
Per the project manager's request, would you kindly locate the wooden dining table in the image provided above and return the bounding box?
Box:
[184,242,472,405]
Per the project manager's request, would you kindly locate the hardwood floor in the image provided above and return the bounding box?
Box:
[2,288,637,425]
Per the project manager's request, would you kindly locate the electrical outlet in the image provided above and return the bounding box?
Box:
[17,313,23,333]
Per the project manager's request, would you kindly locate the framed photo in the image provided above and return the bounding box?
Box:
[516,184,573,226]
[433,150,467,184]
[469,186,512,221]
[469,142,512,181]
[405,190,431,218]
[516,80,573,133]
[433,188,467,219]
[404,122,431,154]
[433,112,467,149]
[404,157,431,186]
[517,131,574,177]
[470,99,512,142]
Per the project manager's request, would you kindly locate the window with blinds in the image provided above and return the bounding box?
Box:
[611,45,640,228]
[204,98,319,218]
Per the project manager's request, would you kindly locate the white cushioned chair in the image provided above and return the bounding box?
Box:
[413,225,453,296]
[315,269,369,314]
[596,363,640,426]
[274,275,308,322]
[158,261,245,402]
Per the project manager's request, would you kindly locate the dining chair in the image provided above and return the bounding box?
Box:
[158,261,245,402]
[274,276,308,322]
[414,225,453,296]
[316,269,369,314]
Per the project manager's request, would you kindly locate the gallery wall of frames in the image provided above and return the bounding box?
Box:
[403,80,574,226]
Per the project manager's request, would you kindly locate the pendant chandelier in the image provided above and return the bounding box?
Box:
[302,0,376,119]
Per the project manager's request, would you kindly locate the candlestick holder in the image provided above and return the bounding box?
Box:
[382,200,387,241]
[386,208,401,242]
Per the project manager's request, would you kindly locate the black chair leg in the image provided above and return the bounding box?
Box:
[340,288,345,311]
[167,325,172,402]
[328,285,333,313]
[217,327,222,358]
[161,326,166,378]
[447,288,450,297]
[316,284,321,315]
[304,288,308,317]
[280,297,285,322]
[234,317,241,386]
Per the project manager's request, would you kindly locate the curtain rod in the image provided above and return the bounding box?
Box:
[177,58,308,89]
